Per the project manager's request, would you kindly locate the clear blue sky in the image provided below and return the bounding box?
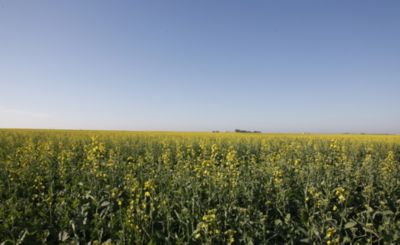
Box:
[1,1,399,133]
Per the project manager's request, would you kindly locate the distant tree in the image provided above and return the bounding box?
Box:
[235,129,261,133]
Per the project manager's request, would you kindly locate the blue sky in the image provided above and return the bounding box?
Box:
[1,1,399,133]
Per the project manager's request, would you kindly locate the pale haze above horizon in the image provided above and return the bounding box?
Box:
[1,1,399,133]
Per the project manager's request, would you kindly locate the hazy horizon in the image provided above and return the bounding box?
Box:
[0,126,398,135]
[1,1,399,134]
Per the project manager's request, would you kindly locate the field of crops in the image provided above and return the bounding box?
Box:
[0,129,399,244]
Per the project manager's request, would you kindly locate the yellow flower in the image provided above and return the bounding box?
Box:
[199,223,208,229]
[335,187,346,203]
[226,147,237,163]
[325,227,335,239]
[144,180,154,190]
[144,191,151,197]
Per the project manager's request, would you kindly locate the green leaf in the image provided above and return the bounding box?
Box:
[344,221,357,229]
[101,201,110,207]
[274,219,282,226]
[58,231,69,242]
[300,238,310,243]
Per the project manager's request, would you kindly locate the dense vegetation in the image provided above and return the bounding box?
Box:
[0,129,399,244]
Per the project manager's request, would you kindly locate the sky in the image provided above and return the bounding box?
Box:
[0,1,399,133]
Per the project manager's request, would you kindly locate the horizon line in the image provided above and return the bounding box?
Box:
[0,127,398,135]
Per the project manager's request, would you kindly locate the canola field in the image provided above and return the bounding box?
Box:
[0,129,399,244]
